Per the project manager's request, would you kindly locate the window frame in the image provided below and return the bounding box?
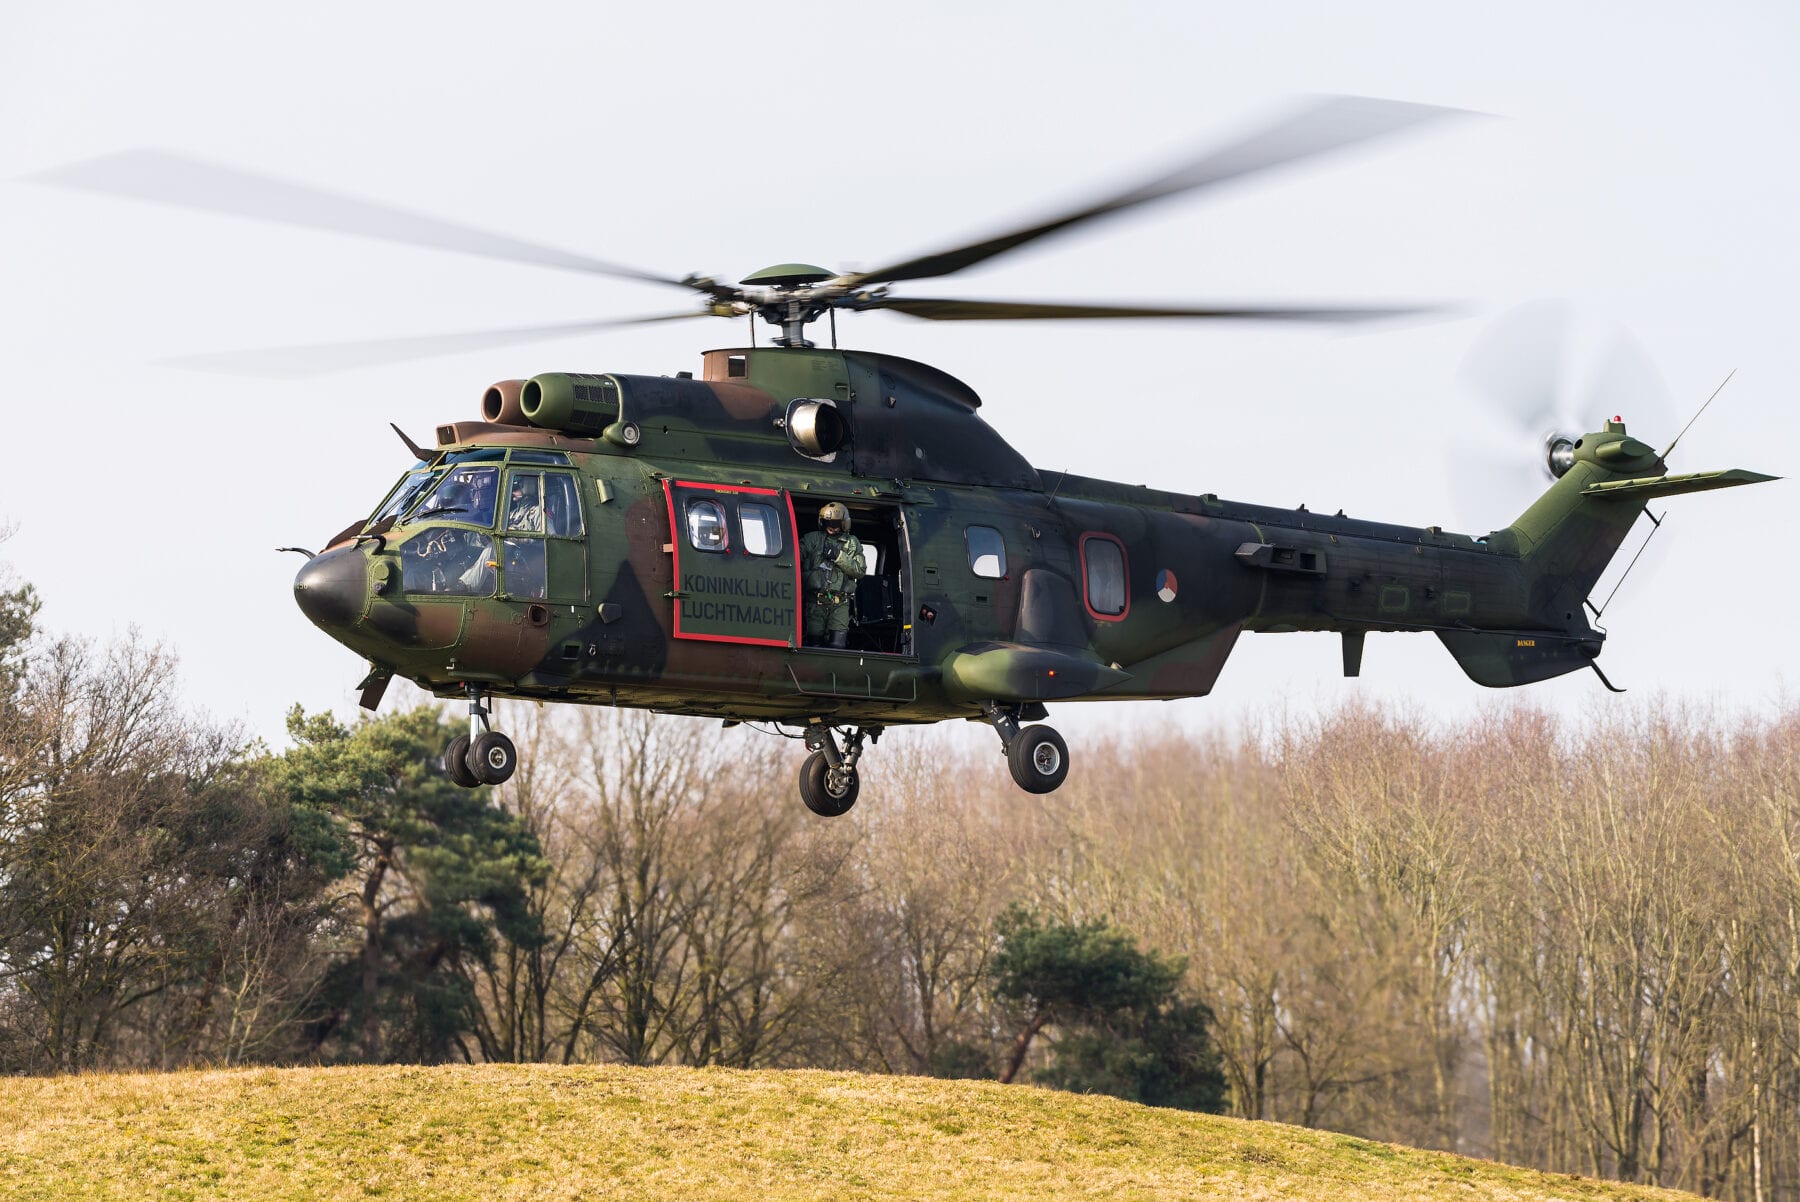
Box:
[684,497,731,554]
[399,528,498,598]
[1079,532,1130,621]
[501,536,549,600]
[501,469,585,539]
[965,525,1007,580]
[409,464,500,529]
[739,501,784,558]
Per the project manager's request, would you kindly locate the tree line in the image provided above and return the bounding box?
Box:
[2,562,1797,1197]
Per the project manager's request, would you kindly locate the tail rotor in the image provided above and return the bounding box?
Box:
[1453,302,1681,607]
[1453,302,1676,525]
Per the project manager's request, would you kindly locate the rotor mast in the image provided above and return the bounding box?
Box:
[737,263,844,347]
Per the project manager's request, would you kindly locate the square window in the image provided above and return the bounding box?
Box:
[504,538,548,600]
[967,526,1006,579]
[740,503,782,556]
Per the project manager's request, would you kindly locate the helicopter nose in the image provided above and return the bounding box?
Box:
[293,546,368,630]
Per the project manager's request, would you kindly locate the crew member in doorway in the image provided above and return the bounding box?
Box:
[801,501,865,648]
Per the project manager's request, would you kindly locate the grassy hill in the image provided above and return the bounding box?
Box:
[0,1064,1695,1201]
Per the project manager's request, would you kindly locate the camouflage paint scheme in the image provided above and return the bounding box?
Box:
[293,346,1773,730]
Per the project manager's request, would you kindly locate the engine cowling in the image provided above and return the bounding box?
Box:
[519,373,620,435]
[786,398,847,457]
[481,379,527,425]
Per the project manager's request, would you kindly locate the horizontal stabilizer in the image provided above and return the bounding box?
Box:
[1582,468,1777,502]
[1437,630,1602,688]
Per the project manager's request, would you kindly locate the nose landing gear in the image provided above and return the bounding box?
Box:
[442,688,517,788]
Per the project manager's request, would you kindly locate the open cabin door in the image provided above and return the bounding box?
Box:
[662,479,801,647]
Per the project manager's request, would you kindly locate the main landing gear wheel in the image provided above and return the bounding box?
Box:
[1007,724,1069,794]
[796,723,877,817]
[443,734,479,788]
[799,751,860,817]
[469,731,517,785]
[980,702,1071,795]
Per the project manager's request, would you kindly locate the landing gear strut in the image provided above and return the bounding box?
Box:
[443,688,517,788]
[981,702,1070,794]
[797,723,875,817]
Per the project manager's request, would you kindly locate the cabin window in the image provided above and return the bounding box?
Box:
[740,503,782,557]
[967,525,1006,579]
[401,528,496,596]
[686,499,729,553]
[1081,534,1128,618]
[414,465,499,528]
[503,538,548,600]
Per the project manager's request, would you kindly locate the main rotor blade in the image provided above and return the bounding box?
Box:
[33,150,691,288]
[858,297,1442,323]
[159,311,712,378]
[839,95,1469,289]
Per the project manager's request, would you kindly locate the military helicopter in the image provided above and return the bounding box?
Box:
[42,97,1774,816]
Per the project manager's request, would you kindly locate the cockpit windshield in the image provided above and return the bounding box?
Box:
[370,469,443,526]
[411,466,499,528]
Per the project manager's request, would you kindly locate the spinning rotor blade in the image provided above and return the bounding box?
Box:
[160,311,711,379]
[839,95,1469,289]
[1452,303,1680,532]
[34,150,690,288]
[1458,299,1571,434]
[857,297,1441,323]
[1587,330,1677,441]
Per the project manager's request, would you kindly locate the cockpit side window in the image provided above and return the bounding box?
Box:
[506,472,546,533]
[413,466,499,528]
[543,473,582,537]
[506,471,583,537]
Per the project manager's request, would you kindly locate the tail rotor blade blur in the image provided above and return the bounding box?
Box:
[1457,299,1572,433]
[1586,330,1677,446]
[1452,305,1686,601]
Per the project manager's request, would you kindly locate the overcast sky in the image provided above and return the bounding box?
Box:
[2,1,1794,751]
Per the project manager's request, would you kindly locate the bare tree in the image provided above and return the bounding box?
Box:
[0,635,253,1070]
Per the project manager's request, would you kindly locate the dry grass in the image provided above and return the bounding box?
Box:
[0,1064,1696,1201]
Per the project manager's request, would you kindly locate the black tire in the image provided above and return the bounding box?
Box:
[468,731,518,786]
[798,750,859,817]
[444,734,480,788]
[1007,725,1069,794]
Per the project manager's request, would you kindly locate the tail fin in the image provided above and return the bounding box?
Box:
[1439,419,1774,687]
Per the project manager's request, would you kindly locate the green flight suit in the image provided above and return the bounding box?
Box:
[800,529,866,644]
